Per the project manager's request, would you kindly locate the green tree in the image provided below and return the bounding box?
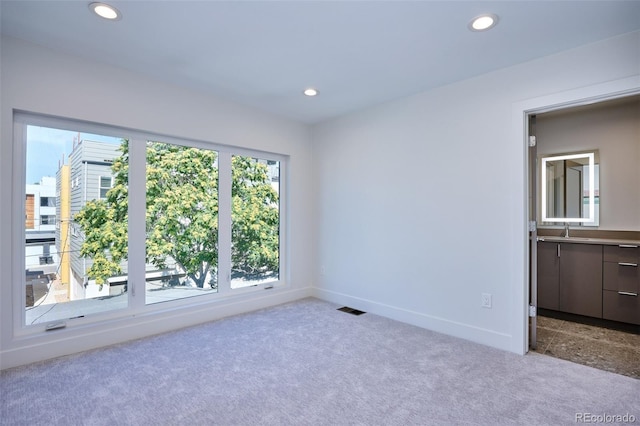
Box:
[74,141,130,286]
[75,141,279,289]
[231,155,279,278]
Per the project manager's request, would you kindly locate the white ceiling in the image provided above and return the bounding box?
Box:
[2,1,640,124]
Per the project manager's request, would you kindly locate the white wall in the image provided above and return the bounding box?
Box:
[311,31,640,354]
[0,36,314,369]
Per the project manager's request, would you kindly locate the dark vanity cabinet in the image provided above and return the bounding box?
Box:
[538,240,640,325]
[603,245,640,325]
[558,243,603,318]
[537,242,560,310]
[537,241,603,318]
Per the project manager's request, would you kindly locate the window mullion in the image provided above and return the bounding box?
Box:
[13,121,27,331]
[217,151,232,294]
[128,138,146,309]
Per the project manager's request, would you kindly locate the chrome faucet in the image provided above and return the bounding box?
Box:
[564,222,570,238]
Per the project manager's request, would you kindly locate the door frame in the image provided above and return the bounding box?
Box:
[513,76,640,354]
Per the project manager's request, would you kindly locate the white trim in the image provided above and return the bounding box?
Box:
[512,75,640,356]
[312,288,513,351]
[13,121,27,330]
[128,138,147,310]
[14,110,290,159]
[218,151,232,295]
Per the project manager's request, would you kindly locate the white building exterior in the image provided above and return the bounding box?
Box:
[25,176,58,270]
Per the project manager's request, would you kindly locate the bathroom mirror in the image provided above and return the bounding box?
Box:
[540,151,599,225]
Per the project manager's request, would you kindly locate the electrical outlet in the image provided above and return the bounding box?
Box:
[320,266,326,276]
[481,293,492,309]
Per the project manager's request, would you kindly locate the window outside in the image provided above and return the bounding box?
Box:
[99,176,113,199]
[19,117,285,327]
[40,197,56,207]
[41,215,56,225]
[25,125,127,325]
[144,141,219,304]
[231,156,280,289]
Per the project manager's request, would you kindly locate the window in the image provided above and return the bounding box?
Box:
[40,196,56,207]
[41,215,56,225]
[22,122,128,325]
[144,140,219,304]
[99,176,113,199]
[15,113,286,330]
[231,155,280,289]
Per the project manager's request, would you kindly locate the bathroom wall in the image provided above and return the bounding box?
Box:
[537,95,640,231]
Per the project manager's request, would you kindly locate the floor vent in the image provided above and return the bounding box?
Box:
[337,306,366,316]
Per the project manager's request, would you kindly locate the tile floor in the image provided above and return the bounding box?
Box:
[532,315,640,380]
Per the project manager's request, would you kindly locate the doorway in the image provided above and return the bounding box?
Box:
[526,90,640,379]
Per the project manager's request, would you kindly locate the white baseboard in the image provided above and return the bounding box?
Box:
[312,288,515,353]
[1,286,313,370]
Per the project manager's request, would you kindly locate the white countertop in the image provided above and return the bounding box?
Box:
[536,236,640,246]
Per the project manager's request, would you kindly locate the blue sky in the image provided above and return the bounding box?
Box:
[26,125,121,184]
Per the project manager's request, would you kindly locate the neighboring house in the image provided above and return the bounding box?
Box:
[58,139,121,300]
[25,177,58,307]
[265,159,280,193]
[25,176,57,270]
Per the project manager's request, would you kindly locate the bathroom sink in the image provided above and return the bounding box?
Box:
[537,236,595,243]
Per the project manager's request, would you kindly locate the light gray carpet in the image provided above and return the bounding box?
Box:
[1,298,638,425]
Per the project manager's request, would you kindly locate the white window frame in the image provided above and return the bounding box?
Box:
[12,111,288,336]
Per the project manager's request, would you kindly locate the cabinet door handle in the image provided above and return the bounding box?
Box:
[557,244,560,258]
[619,244,638,248]
[618,291,638,297]
[618,262,638,267]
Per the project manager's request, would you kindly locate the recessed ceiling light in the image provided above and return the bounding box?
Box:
[303,88,319,97]
[89,2,121,20]
[469,14,498,32]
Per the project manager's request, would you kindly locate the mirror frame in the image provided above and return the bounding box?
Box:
[541,152,596,224]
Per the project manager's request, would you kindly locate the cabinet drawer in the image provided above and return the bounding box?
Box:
[603,261,639,293]
[604,244,640,263]
[603,290,640,325]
